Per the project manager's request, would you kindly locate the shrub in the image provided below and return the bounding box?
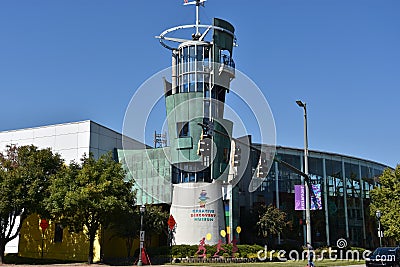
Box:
[237,244,264,257]
[170,243,266,258]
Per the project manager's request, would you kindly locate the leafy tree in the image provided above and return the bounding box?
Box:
[370,165,400,242]
[46,152,135,264]
[256,204,290,243]
[109,206,139,258]
[143,205,169,239]
[0,145,63,264]
[110,205,169,258]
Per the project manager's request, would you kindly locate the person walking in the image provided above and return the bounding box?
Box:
[306,242,315,267]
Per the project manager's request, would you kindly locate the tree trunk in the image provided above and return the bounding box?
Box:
[0,239,6,264]
[88,233,96,264]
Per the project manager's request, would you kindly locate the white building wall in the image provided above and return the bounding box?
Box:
[0,121,92,163]
[0,120,143,253]
[0,120,143,162]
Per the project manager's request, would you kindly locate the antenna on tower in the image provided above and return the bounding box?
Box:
[154,131,167,148]
[183,0,207,39]
[156,0,235,50]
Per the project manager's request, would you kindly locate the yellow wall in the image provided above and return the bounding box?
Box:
[18,214,160,262]
[102,230,139,258]
[102,230,159,259]
[19,214,101,262]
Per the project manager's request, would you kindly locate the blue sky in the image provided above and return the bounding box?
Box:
[0,0,399,167]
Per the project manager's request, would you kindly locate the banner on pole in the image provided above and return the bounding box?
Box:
[294,185,305,210]
[311,184,322,210]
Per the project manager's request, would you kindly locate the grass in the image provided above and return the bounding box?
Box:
[3,254,365,266]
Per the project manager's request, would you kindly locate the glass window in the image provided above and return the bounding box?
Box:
[182,74,188,93]
[197,73,204,92]
[177,122,190,137]
[183,47,188,62]
[326,159,343,196]
[197,172,204,182]
[278,153,301,170]
[189,46,195,72]
[183,173,189,183]
[326,159,342,178]
[197,45,203,61]
[184,51,189,73]
[345,162,360,198]
[203,100,210,117]
[189,46,195,58]
[309,157,323,177]
[197,82,204,92]
[172,166,180,184]
[373,168,383,179]
[189,74,196,92]
[223,148,229,163]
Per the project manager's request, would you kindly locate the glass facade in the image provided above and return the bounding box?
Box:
[174,42,234,120]
[118,148,172,205]
[238,146,389,248]
[177,44,210,94]
[119,142,389,247]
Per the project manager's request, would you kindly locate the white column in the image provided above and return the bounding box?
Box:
[342,160,349,239]
[275,161,281,245]
[359,163,366,246]
[322,158,330,246]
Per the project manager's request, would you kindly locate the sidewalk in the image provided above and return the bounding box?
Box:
[0,264,366,267]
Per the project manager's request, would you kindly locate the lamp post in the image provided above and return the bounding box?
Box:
[376,210,382,247]
[296,100,312,246]
[138,204,146,266]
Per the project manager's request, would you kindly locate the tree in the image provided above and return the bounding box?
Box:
[370,165,400,242]
[256,204,290,243]
[110,205,169,258]
[109,206,139,258]
[0,145,63,264]
[46,152,135,264]
[143,205,169,239]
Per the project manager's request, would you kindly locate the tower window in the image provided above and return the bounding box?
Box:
[177,122,190,137]
[223,148,229,163]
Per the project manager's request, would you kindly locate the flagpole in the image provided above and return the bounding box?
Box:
[195,0,200,36]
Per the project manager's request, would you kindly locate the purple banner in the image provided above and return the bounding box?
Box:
[294,185,305,210]
[311,184,322,210]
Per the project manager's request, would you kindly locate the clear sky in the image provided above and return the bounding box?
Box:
[0,0,399,167]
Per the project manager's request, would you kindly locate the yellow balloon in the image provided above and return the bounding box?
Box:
[206,233,212,240]
[220,230,226,237]
[236,226,242,234]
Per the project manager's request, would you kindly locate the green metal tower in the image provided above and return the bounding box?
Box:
[157,0,237,244]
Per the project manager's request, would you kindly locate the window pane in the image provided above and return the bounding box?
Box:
[177,122,190,137]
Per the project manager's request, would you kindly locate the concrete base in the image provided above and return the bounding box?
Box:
[170,182,225,245]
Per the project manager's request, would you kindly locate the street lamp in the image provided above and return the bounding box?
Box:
[376,210,382,247]
[296,100,312,246]
[138,204,146,266]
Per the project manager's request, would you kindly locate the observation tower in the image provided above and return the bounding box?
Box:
[157,0,237,244]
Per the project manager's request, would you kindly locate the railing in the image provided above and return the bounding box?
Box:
[220,55,235,77]
[221,54,235,69]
